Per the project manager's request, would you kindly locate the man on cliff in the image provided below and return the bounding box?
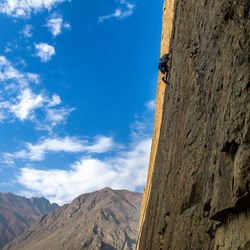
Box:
[158,53,170,84]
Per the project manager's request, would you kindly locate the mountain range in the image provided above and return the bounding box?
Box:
[0,192,58,249]
[2,188,142,250]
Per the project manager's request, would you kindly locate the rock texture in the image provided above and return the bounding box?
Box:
[4,188,142,250]
[138,0,250,249]
[138,0,176,239]
[0,192,58,249]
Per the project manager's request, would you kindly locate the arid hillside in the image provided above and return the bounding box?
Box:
[0,192,58,249]
[138,0,249,249]
[4,188,142,250]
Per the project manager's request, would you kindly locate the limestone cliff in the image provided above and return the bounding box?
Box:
[138,0,250,249]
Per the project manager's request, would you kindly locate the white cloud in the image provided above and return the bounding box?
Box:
[26,73,39,83]
[84,136,116,154]
[47,94,61,107]
[0,56,39,82]
[0,56,39,85]
[46,15,70,37]
[3,43,18,54]
[99,9,122,23]
[63,22,70,29]
[44,107,74,129]
[11,88,44,120]
[0,55,72,129]
[130,120,147,139]
[13,113,153,205]
[4,135,115,162]
[0,112,5,122]
[0,0,70,18]
[21,24,33,37]
[17,137,151,204]
[47,16,63,36]
[0,102,10,122]
[4,47,12,53]
[7,100,154,205]
[34,43,55,62]
[0,56,22,81]
[146,99,156,111]
[99,0,135,22]
[26,137,86,161]
[0,153,15,165]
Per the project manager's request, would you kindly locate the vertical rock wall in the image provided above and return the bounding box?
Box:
[138,0,250,249]
[137,0,176,243]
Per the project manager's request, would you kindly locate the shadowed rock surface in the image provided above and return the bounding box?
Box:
[4,188,142,250]
[138,0,250,249]
[0,192,59,249]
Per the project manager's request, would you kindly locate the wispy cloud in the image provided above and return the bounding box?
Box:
[99,0,135,23]
[63,22,70,29]
[0,0,70,18]
[4,47,12,53]
[17,136,151,204]
[46,14,71,37]
[146,99,156,111]
[0,67,21,82]
[3,135,116,162]
[14,107,153,205]
[0,55,72,130]
[47,94,61,107]
[11,88,44,120]
[99,9,122,23]
[3,43,18,54]
[3,98,155,204]
[0,56,32,83]
[47,16,63,36]
[0,87,64,124]
[34,43,55,62]
[25,137,87,161]
[0,55,43,121]
[42,107,74,130]
[21,24,33,37]
[83,136,116,154]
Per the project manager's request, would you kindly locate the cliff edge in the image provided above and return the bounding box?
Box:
[138,0,249,249]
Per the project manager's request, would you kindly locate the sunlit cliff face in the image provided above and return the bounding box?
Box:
[138,0,250,249]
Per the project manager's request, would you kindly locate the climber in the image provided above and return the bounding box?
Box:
[158,53,170,84]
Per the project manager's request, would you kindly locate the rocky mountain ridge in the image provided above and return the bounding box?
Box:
[0,192,58,249]
[4,188,142,250]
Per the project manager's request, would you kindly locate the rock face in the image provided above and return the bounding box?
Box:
[0,192,59,249]
[4,188,142,250]
[138,0,176,238]
[138,0,250,249]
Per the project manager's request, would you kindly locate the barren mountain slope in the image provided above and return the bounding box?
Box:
[4,188,142,250]
[0,192,58,249]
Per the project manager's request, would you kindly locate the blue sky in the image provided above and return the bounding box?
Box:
[0,0,163,204]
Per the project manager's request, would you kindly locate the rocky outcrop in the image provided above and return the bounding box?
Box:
[0,192,58,249]
[4,188,142,250]
[138,0,250,249]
